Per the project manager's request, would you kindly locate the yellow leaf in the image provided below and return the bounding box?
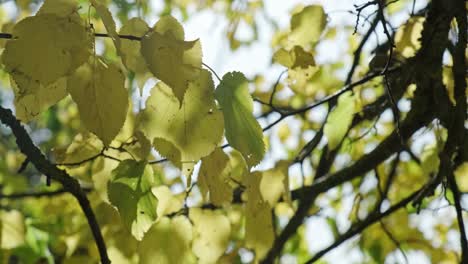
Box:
[67,59,128,145]
[454,163,468,192]
[289,5,327,48]
[138,216,196,264]
[273,45,316,69]
[260,160,290,206]
[91,0,123,61]
[11,75,68,121]
[152,186,184,217]
[2,14,91,85]
[190,208,231,264]
[54,132,103,180]
[139,69,224,177]
[55,133,103,164]
[324,91,356,150]
[199,148,233,206]
[1,210,25,249]
[141,15,202,103]
[245,172,274,259]
[38,0,80,19]
[395,17,424,58]
[421,145,440,176]
[119,17,151,90]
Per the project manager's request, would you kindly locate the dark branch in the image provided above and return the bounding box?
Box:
[0,106,110,264]
[305,190,420,263]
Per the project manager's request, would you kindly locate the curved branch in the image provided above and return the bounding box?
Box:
[0,106,110,264]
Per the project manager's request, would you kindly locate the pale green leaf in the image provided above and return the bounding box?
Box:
[91,0,123,60]
[2,14,91,85]
[273,45,316,69]
[190,208,231,264]
[198,148,233,206]
[454,163,468,192]
[139,69,224,176]
[289,5,327,48]
[245,172,274,259]
[421,145,440,176]
[138,216,195,264]
[108,160,158,240]
[215,71,265,168]
[152,186,184,218]
[1,210,25,249]
[260,160,290,206]
[119,17,151,90]
[140,15,202,103]
[11,75,67,122]
[67,59,128,145]
[38,0,80,18]
[323,91,356,150]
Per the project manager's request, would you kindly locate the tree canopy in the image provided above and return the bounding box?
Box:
[0,0,466,263]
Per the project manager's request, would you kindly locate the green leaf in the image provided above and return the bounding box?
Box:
[139,69,224,176]
[215,72,265,168]
[67,59,128,145]
[108,160,158,240]
[289,5,327,48]
[323,91,356,150]
[140,15,202,103]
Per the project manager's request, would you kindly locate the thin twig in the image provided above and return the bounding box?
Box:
[305,190,419,264]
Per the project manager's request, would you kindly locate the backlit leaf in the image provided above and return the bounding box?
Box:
[190,208,231,264]
[260,160,290,206]
[119,18,151,90]
[198,148,233,206]
[11,75,67,122]
[138,216,195,264]
[67,59,128,145]
[215,72,265,168]
[289,5,327,48]
[245,171,274,259]
[140,16,202,103]
[395,17,424,58]
[1,210,25,249]
[2,14,91,85]
[152,186,184,217]
[454,162,468,192]
[37,0,80,18]
[324,91,356,150]
[139,69,224,176]
[108,160,158,240]
[91,0,123,60]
